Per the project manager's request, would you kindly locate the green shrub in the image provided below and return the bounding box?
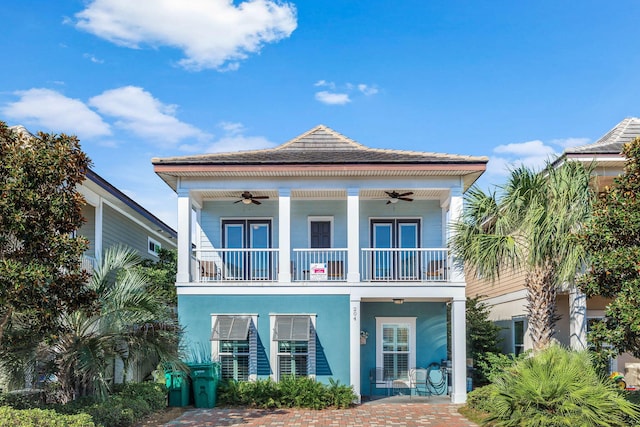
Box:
[0,406,94,427]
[486,345,640,427]
[218,377,356,409]
[113,382,167,412]
[466,384,496,414]
[85,397,135,427]
[475,351,527,384]
[0,390,45,410]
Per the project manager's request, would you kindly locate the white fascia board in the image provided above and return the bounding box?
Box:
[177,285,467,300]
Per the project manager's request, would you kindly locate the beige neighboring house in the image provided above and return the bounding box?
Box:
[466,117,640,373]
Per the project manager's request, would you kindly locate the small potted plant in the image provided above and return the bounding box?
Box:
[360,330,368,345]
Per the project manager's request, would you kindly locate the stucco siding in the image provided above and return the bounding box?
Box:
[178,294,350,384]
[360,301,448,396]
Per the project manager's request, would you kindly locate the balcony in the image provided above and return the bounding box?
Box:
[192,248,449,284]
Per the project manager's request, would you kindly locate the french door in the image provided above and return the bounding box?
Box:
[223,219,271,280]
[371,219,420,280]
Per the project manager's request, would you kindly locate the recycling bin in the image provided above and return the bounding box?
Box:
[165,370,191,407]
[188,362,220,408]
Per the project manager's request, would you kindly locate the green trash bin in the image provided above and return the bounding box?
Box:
[188,362,220,408]
[165,370,191,407]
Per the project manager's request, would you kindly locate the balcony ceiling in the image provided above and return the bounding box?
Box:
[196,189,450,201]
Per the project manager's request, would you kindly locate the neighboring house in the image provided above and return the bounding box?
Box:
[77,168,177,272]
[152,125,487,403]
[466,117,640,371]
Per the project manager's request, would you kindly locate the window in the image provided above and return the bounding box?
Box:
[308,217,333,248]
[271,315,316,380]
[211,315,257,381]
[148,237,161,256]
[376,317,416,385]
[513,318,525,356]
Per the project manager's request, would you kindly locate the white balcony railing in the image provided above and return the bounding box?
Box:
[360,248,449,282]
[292,248,348,281]
[192,248,449,283]
[194,249,279,282]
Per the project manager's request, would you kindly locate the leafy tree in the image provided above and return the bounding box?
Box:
[135,248,177,306]
[452,162,594,352]
[0,122,94,349]
[578,137,640,364]
[466,296,502,384]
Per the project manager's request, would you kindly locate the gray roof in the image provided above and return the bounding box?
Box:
[565,117,640,155]
[152,125,488,165]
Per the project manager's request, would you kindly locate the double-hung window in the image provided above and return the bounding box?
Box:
[376,317,416,385]
[271,315,316,380]
[513,318,525,356]
[211,315,257,381]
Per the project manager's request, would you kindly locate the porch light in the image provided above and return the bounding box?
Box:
[392,298,404,304]
[389,197,399,203]
[242,198,252,205]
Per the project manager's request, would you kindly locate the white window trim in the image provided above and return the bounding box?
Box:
[270,314,317,381]
[148,236,161,257]
[307,216,334,248]
[512,316,526,355]
[375,317,416,388]
[211,314,258,381]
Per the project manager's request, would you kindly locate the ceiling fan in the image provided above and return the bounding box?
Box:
[385,191,414,204]
[234,191,269,205]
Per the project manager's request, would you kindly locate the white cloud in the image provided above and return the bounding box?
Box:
[313,80,378,105]
[88,86,210,145]
[550,137,590,149]
[315,91,351,105]
[487,139,558,177]
[358,84,378,96]
[179,121,276,153]
[1,88,111,138]
[74,0,297,71]
[83,53,104,63]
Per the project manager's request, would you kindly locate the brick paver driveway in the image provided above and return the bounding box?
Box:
[164,397,478,427]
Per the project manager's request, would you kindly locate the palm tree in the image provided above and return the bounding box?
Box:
[451,161,594,352]
[22,246,181,402]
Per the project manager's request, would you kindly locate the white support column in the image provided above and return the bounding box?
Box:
[569,285,587,350]
[350,297,361,402]
[451,298,467,404]
[448,187,464,283]
[95,198,103,259]
[176,189,192,283]
[347,188,360,282]
[278,189,291,282]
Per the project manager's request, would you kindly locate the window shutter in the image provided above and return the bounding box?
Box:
[273,316,310,341]
[211,316,251,341]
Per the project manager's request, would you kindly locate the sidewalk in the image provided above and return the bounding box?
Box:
[164,399,478,427]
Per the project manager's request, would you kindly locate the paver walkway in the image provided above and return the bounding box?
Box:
[164,400,478,427]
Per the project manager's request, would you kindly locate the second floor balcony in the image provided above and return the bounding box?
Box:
[192,247,450,284]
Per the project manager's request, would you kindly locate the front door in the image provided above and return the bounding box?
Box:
[371,219,420,280]
[223,220,271,280]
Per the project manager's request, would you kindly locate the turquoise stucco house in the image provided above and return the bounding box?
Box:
[152,125,487,403]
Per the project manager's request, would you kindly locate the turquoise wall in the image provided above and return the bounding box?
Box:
[178,294,350,384]
[359,301,448,396]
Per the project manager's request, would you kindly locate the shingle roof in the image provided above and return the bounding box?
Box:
[565,117,640,155]
[152,125,488,165]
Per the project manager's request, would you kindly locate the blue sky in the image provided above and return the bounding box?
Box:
[2,1,640,229]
